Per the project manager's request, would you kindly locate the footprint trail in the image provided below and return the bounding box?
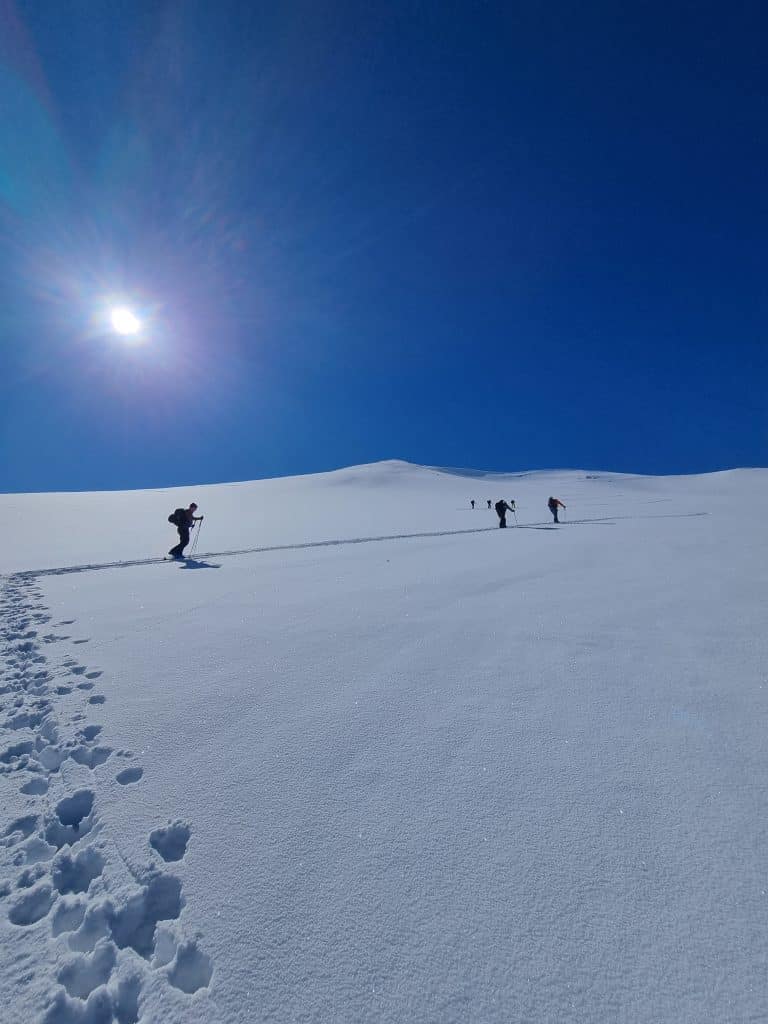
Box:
[0,574,214,1019]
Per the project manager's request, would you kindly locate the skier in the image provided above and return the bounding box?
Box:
[470,499,475,509]
[487,499,492,510]
[494,499,514,528]
[547,496,566,523]
[168,503,204,559]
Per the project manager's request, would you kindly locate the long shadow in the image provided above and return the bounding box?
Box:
[178,559,221,570]
[521,512,707,528]
[516,522,615,530]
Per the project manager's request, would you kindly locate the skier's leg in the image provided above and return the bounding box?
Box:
[171,526,190,557]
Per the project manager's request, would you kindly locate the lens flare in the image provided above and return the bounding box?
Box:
[110,307,142,335]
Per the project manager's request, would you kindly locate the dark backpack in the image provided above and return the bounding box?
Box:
[168,508,186,526]
[495,500,505,514]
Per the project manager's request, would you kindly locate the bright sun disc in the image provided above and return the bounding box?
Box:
[110,307,142,335]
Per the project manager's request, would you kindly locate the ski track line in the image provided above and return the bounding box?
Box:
[0,574,210,1022]
[2,511,707,580]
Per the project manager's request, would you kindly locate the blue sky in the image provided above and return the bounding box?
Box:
[0,1,765,492]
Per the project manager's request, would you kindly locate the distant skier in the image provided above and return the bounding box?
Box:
[168,503,203,559]
[547,496,566,524]
[495,499,514,528]
[470,499,475,509]
[487,499,492,510]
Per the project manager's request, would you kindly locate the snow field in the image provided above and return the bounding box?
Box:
[0,462,766,1022]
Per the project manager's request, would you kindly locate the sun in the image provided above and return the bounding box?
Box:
[110,307,142,336]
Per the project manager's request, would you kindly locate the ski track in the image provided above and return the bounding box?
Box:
[5,511,707,580]
[0,573,210,1021]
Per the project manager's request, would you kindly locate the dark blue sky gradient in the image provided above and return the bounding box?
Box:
[0,1,765,491]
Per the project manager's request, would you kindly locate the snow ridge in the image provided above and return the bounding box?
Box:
[0,574,212,1020]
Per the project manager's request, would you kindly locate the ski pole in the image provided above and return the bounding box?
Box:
[190,518,204,557]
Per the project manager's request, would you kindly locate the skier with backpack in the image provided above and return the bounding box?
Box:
[168,503,204,559]
[494,499,514,528]
[547,496,566,523]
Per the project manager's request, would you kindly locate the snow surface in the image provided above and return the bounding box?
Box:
[0,460,766,1023]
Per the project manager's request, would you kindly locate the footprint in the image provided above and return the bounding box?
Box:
[167,940,214,993]
[85,671,102,680]
[51,897,88,936]
[57,939,116,998]
[88,695,106,706]
[109,872,184,958]
[41,975,141,1024]
[0,740,34,764]
[76,682,95,691]
[55,686,73,695]
[5,708,45,733]
[20,835,57,865]
[70,745,112,769]
[149,822,190,863]
[45,790,95,848]
[68,901,112,953]
[116,766,143,785]
[16,864,47,888]
[152,926,178,967]
[8,882,54,925]
[6,710,46,730]
[114,975,142,1023]
[20,777,49,796]
[3,815,38,844]
[36,743,70,773]
[77,725,102,742]
[56,791,94,829]
[70,666,87,676]
[52,846,105,895]
[72,639,90,645]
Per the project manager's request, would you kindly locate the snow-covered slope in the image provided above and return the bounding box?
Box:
[0,458,756,574]
[1,461,766,1023]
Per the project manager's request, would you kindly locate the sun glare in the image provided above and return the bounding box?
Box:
[110,307,142,336]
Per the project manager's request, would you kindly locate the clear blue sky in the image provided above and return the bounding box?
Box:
[0,1,765,492]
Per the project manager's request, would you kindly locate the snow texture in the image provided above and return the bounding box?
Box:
[0,459,766,1022]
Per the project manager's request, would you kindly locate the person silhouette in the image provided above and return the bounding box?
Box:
[494,499,513,528]
[547,497,566,523]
